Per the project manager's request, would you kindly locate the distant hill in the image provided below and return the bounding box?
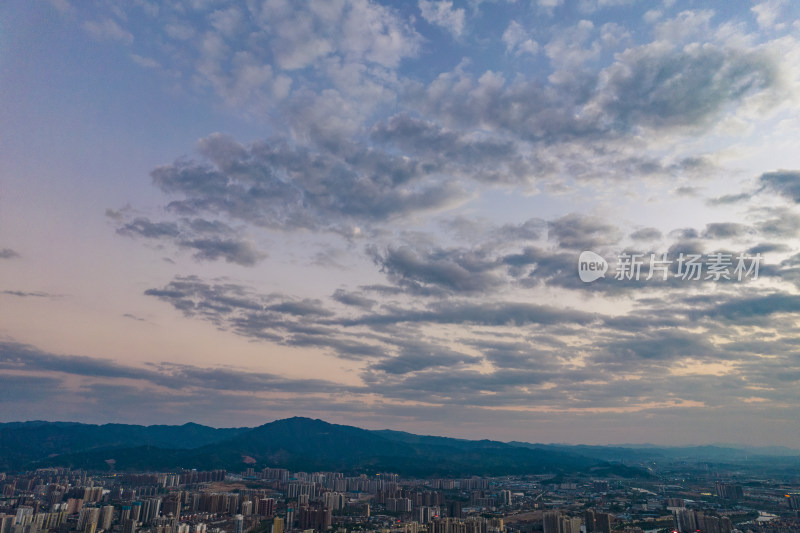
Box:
[0,417,646,478]
[0,421,247,471]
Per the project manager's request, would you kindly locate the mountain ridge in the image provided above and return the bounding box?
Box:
[0,417,637,477]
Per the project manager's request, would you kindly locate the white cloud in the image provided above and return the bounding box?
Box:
[82,18,134,45]
[418,0,466,37]
[131,54,160,69]
[502,21,539,56]
[752,0,788,31]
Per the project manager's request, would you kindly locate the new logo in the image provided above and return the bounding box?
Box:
[578,251,607,282]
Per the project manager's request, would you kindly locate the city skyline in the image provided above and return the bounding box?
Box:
[2,0,800,446]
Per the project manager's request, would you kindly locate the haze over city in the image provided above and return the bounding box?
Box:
[2,0,800,447]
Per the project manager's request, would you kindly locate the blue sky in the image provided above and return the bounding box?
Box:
[1,0,800,446]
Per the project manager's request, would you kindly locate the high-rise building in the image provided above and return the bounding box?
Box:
[234,514,244,533]
[100,506,114,531]
[418,506,439,524]
[715,482,744,500]
[14,508,33,525]
[0,514,14,533]
[272,517,284,533]
[595,513,612,533]
[542,512,560,533]
[673,509,696,533]
[78,507,100,533]
[584,510,595,533]
[559,516,581,533]
[122,518,137,533]
[323,492,345,511]
[241,501,252,516]
[297,506,331,532]
[258,498,276,517]
[131,502,142,522]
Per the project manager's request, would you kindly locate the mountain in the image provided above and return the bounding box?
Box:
[0,417,646,478]
[0,421,247,471]
[507,441,800,476]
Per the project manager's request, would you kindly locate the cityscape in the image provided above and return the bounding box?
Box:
[3,1,800,533]
[2,418,800,533]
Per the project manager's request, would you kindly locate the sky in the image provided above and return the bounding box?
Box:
[1,0,800,447]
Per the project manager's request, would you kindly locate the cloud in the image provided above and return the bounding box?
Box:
[150,133,466,232]
[82,18,134,45]
[629,227,662,241]
[2,290,61,299]
[759,170,800,202]
[756,208,800,237]
[747,242,789,254]
[332,289,377,309]
[343,300,598,328]
[370,244,504,294]
[0,340,363,424]
[0,249,20,259]
[117,218,181,239]
[130,54,160,69]
[370,339,480,374]
[692,293,800,322]
[593,41,779,131]
[751,0,790,30]
[502,21,539,56]
[114,215,263,266]
[418,0,466,37]
[548,213,621,250]
[701,222,750,239]
[178,238,263,267]
[370,113,532,184]
[708,192,751,205]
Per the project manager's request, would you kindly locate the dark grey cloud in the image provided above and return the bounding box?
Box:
[708,192,750,205]
[144,277,379,359]
[370,113,536,184]
[691,293,800,322]
[114,214,263,266]
[0,340,354,395]
[0,341,157,382]
[747,242,789,254]
[597,330,720,364]
[0,248,20,259]
[629,227,662,241]
[117,217,181,238]
[2,290,60,298]
[670,227,699,239]
[756,208,800,238]
[266,299,334,317]
[759,170,800,202]
[413,41,779,143]
[150,133,465,233]
[547,213,621,250]
[178,238,263,266]
[331,289,377,309]
[369,339,481,375]
[440,216,545,245]
[0,375,63,404]
[595,43,778,131]
[369,244,504,294]
[701,222,749,239]
[342,300,598,328]
[675,186,700,197]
